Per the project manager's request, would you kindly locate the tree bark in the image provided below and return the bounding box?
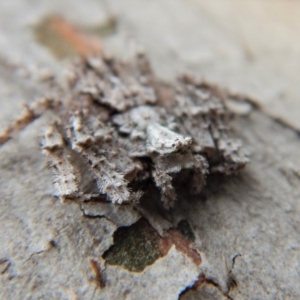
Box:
[1,1,300,299]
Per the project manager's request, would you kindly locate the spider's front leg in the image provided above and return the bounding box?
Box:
[42,123,79,202]
[146,122,195,209]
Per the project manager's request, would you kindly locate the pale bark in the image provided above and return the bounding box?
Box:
[1,1,300,299]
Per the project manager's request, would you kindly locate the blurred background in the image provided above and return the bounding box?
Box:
[1,0,299,129]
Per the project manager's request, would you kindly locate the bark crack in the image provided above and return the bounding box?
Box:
[179,272,235,300]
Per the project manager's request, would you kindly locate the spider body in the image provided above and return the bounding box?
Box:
[42,52,248,208]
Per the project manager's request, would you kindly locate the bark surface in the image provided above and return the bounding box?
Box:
[1,1,300,299]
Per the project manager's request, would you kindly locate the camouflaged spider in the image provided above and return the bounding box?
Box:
[42,51,248,209]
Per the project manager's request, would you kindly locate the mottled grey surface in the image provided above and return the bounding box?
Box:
[1,1,300,299]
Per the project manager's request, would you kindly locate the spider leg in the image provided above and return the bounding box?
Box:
[68,114,131,204]
[152,168,177,209]
[190,154,208,194]
[83,149,131,205]
[42,123,79,202]
[212,138,249,174]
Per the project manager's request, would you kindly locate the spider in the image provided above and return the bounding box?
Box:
[41,51,248,209]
